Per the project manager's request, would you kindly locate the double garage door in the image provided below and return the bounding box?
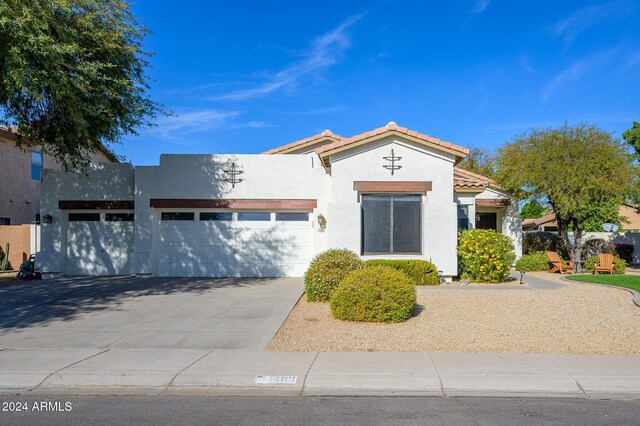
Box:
[65,210,313,277]
[156,211,313,277]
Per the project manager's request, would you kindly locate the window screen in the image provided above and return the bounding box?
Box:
[200,212,232,221]
[392,195,421,253]
[362,194,421,254]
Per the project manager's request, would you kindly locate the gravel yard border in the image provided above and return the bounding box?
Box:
[561,276,640,308]
[268,277,640,354]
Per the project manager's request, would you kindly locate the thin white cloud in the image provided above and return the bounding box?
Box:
[549,1,632,44]
[472,0,491,13]
[476,85,490,113]
[292,105,349,115]
[625,51,640,68]
[152,110,239,141]
[542,49,618,100]
[210,14,365,101]
[236,121,276,129]
[519,55,537,73]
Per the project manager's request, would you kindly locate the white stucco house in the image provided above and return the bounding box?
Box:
[38,122,522,280]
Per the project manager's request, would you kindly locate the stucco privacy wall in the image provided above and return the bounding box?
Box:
[327,137,459,276]
[131,154,325,274]
[39,163,135,273]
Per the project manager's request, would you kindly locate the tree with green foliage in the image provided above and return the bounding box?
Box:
[520,199,545,219]
[0,0,164,169]
[457,146,496,178]
[496,123,637,264]
[576,197,628,232]
[623,121,640,158]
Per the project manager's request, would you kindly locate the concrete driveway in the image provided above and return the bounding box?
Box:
[0,276,303,351]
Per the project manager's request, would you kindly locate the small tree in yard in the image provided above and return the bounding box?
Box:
[623,121,640,158]
[496,123,638,264]
[0,0,164,170]
[520,199,545,219]
[457,146,497,178]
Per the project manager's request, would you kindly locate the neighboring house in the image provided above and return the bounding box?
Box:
[38,122,522,279]
[522,204,640,232]
[0,127,117,225]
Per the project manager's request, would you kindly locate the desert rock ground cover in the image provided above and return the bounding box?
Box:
[268,278,640,354]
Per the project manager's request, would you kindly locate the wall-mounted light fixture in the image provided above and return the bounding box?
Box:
[43,214,53,224]
[317,214,327,231]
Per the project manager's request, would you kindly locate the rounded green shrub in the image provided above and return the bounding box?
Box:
[584,255,627,274]
[514,251,550,272]
[330,266,416,323]
[304,249,364,302]
[364,259,440,285]
[458,229,516,283]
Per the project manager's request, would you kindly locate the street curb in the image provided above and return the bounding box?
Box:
[8,385,640,400]
[561,276,640,308]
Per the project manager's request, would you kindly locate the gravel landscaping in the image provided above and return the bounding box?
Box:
[268,281,640,354]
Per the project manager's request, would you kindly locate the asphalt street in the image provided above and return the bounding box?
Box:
[0,396,639,425]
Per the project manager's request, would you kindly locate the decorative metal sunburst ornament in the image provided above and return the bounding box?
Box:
[223,162,244,188]
[383,149,402,175]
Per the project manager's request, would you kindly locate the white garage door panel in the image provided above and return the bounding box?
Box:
[157,218,312,277]
[66,221,133,276]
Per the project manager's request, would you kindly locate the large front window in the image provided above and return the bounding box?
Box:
[361,194,421,254]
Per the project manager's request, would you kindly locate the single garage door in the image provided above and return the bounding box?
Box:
[66,212,134,275]
[156,211,312,277]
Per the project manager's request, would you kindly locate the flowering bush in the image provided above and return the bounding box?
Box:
[458,229,516,283]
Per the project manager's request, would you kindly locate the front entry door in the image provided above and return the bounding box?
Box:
[476,212,497,231]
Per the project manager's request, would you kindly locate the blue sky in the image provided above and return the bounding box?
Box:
[120,0,640,165]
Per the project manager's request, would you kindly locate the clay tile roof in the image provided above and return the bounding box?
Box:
[523,213,557,227]
[262,130,343,154]
[454,167,497,184]
[454,178,488,188]
[315,122,470,159]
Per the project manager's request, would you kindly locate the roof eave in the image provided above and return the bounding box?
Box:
[318,130,469,166]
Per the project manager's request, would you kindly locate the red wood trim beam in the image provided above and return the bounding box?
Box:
[59,200,134,210]
[353,181,432,193]
[475,198,512,207]
[149,199,318,210]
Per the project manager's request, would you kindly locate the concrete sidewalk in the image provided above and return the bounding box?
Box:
[2,349,639,399]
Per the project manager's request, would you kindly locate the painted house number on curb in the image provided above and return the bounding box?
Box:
[254,375,298,384]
